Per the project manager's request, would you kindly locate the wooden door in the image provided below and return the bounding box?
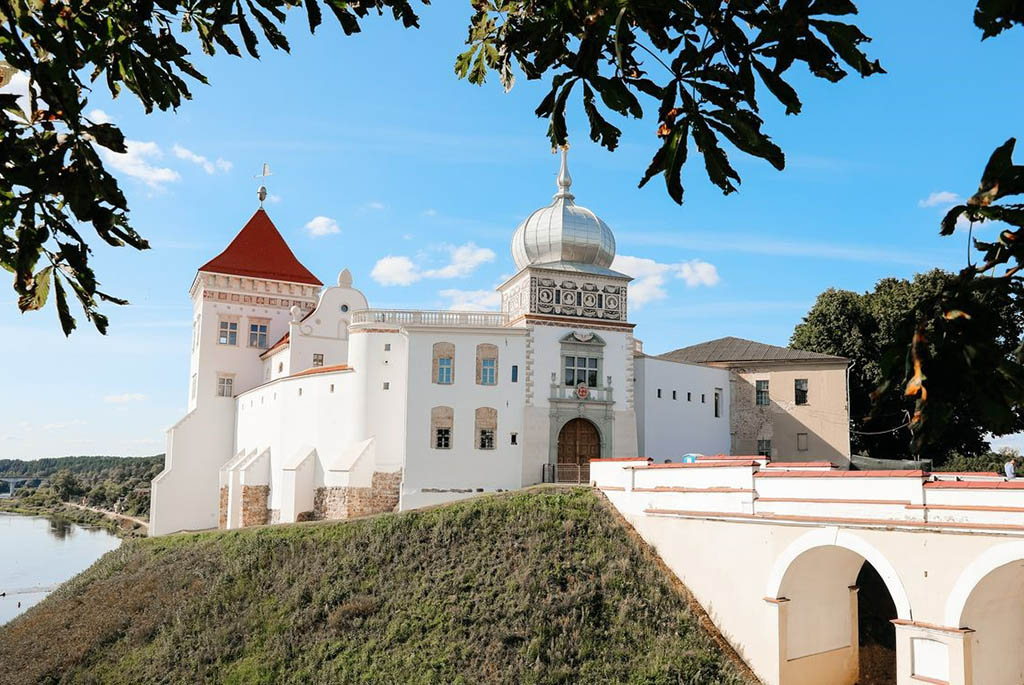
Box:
[557,419,600,484]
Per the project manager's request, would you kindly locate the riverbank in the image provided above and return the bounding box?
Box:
[0,499,146,538]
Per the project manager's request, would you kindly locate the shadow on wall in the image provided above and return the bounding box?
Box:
[731,374,850,467]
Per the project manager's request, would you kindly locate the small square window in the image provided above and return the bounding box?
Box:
[313,353,324,368]
[479,429,495,450]
[756,380,770,406]
[511,432,518,446]
[249,322,268,348]
[435,428,451,449]
[511,365,519,383]
[217,376,233,397]
[218,320,237,346]
[757,439,771,457]
[384,343,391,352]
[383,382,390,390]
[797,433,809,451]
[795,379,808,406]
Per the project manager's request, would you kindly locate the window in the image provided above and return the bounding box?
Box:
[701,394,706,403]
[481,358,497,385]
[797,433,809,451]
[217,376,234,397]
[383,382,390,390]
[565,356,599,387]
[312,353,324,368]
[795,378,808,405]
[248,321,268,348]
[432,342,455,384]
[438,358,453,384]
[672,390,677,400]
[687,392,692,402]
[218,320,238,345]
[278,362,284,373]
[384,343,391,352]
[511,432,518,445]
[476,343,498,386]
[430,406,453,449]
[714,389,722,418]
[341,304,349,312]
[657,388,662,398]
[757,439,772,457]
[511,365,519,383]
[756,380,770,406]
[330,384,334,393]
[475,407,497,450]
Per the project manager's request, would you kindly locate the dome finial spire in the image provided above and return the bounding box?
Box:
[554,144,574,200]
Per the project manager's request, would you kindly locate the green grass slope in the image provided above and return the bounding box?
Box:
[0,488,754,685]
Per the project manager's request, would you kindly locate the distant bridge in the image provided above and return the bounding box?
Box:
[592,456,1024,685]
[0,477,44,497]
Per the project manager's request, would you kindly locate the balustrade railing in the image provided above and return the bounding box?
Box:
[550,385,613,402]
[349,309,508,328]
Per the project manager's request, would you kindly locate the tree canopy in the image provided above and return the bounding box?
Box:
[1,0,881,335]
[792,270,1024,464]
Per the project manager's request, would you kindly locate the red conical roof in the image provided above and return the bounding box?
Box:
[198,209,322,286]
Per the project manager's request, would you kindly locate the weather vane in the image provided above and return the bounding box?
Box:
[254,163,272,207]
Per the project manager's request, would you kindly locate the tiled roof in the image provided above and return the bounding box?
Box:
[290,364,351,378]
[659,336,846,364]
[199,209,323,286]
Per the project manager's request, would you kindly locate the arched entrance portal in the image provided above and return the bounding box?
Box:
[556,418,600,483]
[957,559,1024,684]
[767,531,908,685]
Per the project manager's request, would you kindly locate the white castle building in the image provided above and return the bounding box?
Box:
[150,151,851,535]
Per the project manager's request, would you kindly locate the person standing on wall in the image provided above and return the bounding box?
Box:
[1005,458,1017,480]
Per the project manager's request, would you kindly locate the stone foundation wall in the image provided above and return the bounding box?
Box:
[313,470,402,521]
[269,509,280,524]
[218,486,228,529]
[241,484,270,527]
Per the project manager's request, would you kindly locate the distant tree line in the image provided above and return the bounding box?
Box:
[0,455,163,518]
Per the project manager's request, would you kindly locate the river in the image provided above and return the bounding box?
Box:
[0,512,121,625]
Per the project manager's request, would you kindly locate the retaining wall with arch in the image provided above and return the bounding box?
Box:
[591,457,1024,685]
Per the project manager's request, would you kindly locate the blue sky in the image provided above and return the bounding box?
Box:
[3,2,1023,459]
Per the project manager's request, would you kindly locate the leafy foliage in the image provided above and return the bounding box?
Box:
[0,0,424,334]
[791,271,1024,464]
[0,489,753,684]
[457,0,883,203]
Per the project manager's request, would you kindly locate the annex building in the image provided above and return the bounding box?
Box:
[149,151,851,536]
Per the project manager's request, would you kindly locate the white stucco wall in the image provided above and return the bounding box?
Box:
[634,355,730,460]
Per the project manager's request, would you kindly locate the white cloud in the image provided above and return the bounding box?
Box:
[104,392,146,404]
[303,215,340,238]
[40,419,87,431]
[87,109,113,124]
[267,194,282,204]
[371,242,495,286]
[422,208,438,217]
[611,255,720,308]
[1,71,33,117]
[101,140,180,188]
[439,289,502,311]
[918,191,961,208]
[365,201,386,211]
[172,144,232,175]
[371,255,419,286]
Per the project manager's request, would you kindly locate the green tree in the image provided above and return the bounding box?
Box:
[49,467,83,501]
[792,270,1024,464]
[1,0,882,334]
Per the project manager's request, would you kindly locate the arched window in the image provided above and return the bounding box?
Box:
[432,342,455,385]
[476,343,498,386]
[475,407,497,450]
[430,406,453,449]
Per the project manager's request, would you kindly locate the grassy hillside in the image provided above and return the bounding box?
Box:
[0,488,754,685]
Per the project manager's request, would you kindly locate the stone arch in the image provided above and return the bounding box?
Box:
[944,540,1024,626]
[765,527,912,620]
[944,541,1024,684]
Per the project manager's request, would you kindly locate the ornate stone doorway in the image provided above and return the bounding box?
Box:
[556,418,600,483]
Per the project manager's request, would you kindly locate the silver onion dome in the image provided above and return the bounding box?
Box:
[511,147,616,272]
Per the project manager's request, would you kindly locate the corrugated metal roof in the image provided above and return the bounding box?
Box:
[659,336,846,364]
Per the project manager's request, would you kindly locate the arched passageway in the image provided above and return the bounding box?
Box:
[958,559,1024,685]
[773,540,904,685]
[556,418,600,482]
